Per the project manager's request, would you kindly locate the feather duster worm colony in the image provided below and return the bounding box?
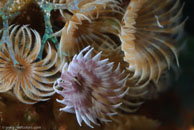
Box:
[0,0,185,129]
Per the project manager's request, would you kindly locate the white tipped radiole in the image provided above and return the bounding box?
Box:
[54,46,129,128]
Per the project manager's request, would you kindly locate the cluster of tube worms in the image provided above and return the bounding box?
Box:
[0,0,185,129]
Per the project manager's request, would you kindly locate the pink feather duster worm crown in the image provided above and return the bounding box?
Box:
[53,46,129,128]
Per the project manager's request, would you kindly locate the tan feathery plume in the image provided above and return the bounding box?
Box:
[0,25,64,104]
[120,0,186,84]
[57,0,123,62]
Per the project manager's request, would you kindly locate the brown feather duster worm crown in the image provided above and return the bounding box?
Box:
[120,0,185,84]
[0,25,64,104]
[57,0,123,61]
[118,0,186,113]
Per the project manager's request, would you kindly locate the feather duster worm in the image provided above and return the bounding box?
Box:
[53,46,129,128]
[120,0,186,84]
[0,25,64,104]
[118,0,186,113]
[57,0,123,61]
